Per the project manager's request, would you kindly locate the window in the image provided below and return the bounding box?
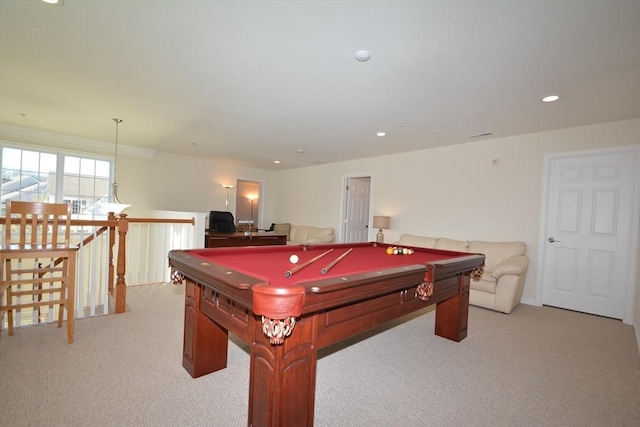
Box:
[1,146,111,219]
[63,199,87,215]
[63,155,110,218]
[1,147,56,206]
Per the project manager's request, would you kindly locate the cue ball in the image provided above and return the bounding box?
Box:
[290,254,299,264]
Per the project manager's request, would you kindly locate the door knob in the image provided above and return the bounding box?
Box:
[548,237,561,243]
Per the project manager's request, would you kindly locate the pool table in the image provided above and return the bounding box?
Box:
[168,242,484,427]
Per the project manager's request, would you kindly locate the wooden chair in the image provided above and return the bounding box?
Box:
[1,201,77,343]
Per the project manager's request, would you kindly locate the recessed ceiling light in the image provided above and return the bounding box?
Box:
[296,149,305,154]
[542,95,560,102]
[274,160,280,164]
[41,0,63,4]
[376,132,386,137]
[355,50,372,62]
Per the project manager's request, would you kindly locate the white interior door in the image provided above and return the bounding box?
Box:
[343,177,371,243]
[541,150,637,319]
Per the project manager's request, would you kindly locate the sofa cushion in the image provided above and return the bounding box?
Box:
[468,240,527,272]
[435,238,469,252]
[397,234,437,248]
[289,225,311,243]
[273,223,291,240]
[288,225,335,245]
[307,227,335,243]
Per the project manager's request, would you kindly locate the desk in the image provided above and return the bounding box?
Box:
[168,242,484,427]
[204,232,287,248]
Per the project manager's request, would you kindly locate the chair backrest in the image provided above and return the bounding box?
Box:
[208,210,236,233]
[5,201,72,247]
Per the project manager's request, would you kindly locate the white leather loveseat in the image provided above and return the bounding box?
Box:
[273,223,335,245]
[397,234,529,314]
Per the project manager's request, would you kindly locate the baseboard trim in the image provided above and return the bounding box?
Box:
[519,298,539,307]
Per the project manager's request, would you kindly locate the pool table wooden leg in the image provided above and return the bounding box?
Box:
[182,280,229,378]
[434,274,470,342]
[248,314,318,427]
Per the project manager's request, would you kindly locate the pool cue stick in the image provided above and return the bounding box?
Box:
[285,248,334,278]
[321,248,353,275]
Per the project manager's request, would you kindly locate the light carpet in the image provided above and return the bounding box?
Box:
[1,282,638,426]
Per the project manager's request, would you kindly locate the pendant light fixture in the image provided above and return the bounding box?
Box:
[96,118,131,215]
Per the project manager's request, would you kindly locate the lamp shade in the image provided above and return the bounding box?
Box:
[372,216,391,230]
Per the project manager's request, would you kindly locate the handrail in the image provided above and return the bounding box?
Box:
[1,217,195,226]
[2,214,195,316]
[126,217,195,225]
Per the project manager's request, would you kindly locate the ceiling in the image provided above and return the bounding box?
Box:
[1,0,639,171]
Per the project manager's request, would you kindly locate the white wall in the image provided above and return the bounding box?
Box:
[4,119,637,340]
[273,119,640,307]
[0,124,280,230]
[636,235,640,353]
[124,151,277,230]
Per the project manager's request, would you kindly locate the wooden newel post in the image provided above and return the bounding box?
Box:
[108,212,116,303]
[114,213,129,314]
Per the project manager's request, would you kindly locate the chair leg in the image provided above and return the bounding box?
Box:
[36,263,43,324]
[67,256,76,344]
[3,261,13,335]
[57,304,64,328]
[6,286,14,336]
[57,291,64,329]
[66,307,74,344]
[53,261,63,329]
[7,310,14,335]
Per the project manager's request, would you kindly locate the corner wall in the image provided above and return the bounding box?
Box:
[273,119,640,311]
[139,151,276,228]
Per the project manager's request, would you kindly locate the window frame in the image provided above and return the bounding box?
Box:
[1,142,114,221]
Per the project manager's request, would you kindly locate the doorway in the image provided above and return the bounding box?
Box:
[342,176,371,243]
[235,179,261,231]
[538,147,639,322]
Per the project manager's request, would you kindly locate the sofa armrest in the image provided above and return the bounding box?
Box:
[491,255,529,279]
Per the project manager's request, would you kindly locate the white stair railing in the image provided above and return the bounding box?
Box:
[1,212,200,331]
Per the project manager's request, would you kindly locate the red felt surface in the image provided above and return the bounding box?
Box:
[187,243,470,288]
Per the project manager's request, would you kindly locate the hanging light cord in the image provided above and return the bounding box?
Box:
[112,118,123,203]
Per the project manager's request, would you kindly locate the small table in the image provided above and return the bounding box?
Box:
[204,232,287,248]
[168,242,484,427]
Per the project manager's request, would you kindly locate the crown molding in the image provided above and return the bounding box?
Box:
[0,123,156,159]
